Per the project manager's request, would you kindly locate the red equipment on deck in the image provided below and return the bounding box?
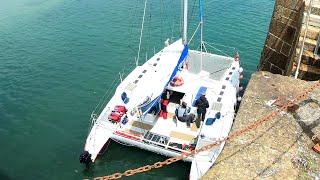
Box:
[108,105,127,123]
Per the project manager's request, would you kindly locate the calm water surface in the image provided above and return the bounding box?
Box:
[0,0,274,179]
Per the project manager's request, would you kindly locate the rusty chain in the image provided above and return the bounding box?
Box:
[91,81,320,180]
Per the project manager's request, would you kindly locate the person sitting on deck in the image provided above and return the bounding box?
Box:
[194,93,209,128]
[175,102,195,128]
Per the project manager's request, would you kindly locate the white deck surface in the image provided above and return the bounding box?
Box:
[84,39,241,180]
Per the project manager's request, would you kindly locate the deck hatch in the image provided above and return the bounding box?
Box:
[144,131,153,140]
[211,102,222,111]
[143,132,169,145]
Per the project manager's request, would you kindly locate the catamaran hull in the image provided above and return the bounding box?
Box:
[82,36,243,180]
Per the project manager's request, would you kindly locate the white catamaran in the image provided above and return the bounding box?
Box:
[80,0,243,179]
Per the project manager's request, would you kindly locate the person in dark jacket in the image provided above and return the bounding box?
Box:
[194,93,209,128]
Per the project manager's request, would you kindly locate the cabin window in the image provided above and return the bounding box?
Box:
[315,35,320,57]
[232,67,236,70]
[153,63,157,66]
[138,75,143,78]
[222,85,226,89]
[134,80,139,84]
[229,72,233,75]
[157,58,160,61]
[217,97,222,102]
[219,91,224,96]
[142,70,147,73]
[225,77,230,81]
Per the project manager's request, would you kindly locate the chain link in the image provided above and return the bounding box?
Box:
[91,81,320,180]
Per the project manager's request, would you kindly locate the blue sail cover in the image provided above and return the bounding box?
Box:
[139,45,189,115]
[166,45,189,87]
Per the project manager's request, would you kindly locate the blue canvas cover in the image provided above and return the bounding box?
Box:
[192,86,207,107]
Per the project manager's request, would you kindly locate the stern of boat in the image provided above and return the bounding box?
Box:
[80,118,118,166]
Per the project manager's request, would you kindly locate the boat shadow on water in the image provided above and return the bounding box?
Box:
[82,141,191,179]
[0,169,12,180]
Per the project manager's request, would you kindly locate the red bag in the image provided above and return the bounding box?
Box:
[115,105,126,113]
[108,112,122,122]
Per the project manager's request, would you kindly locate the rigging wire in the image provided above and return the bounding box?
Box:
[90,0,153,124]
[170,0,176,41]
[127,0,140,53]
[146,0,152,61]
[204,41,232,57]
[136,0,148,66]
[89,57,138,123]
[188,0,198,32]
[204,41,236,50]
[160,0,165,45]
[188,22,201,44]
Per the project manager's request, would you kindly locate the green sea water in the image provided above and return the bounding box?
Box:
[0,0,274,179]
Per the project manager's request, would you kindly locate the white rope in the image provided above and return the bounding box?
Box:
[92,60,136,114]
[204,41,235,49]
[136,0,148,66]
[295,0,314,79]
[89,60,137,133]
[202,42,208,53]
[203,41,232,57]
[188,22,201,44]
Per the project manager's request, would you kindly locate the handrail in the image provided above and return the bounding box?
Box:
[295,0,314,79]
[88,59,138,133]
[203,41,233,57]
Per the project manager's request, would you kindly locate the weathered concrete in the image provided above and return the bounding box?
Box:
[203,71,320,179]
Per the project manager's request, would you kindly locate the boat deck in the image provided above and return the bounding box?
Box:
[109,48,238,154]
[118,101,200,148]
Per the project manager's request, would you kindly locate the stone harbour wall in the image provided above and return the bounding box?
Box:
[203,72,320,179]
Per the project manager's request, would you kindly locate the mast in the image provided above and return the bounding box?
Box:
[183,0,188,45]
[199,0,203,70]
